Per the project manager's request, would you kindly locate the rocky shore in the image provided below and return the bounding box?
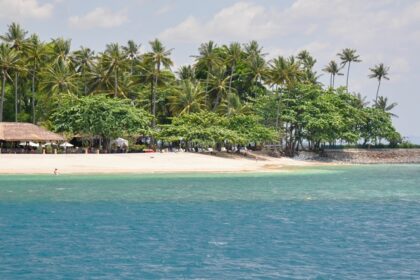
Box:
[318,149,420,164]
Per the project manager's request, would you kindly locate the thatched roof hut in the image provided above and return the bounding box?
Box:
[0,122,64,142]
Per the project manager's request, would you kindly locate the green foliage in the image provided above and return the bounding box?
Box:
[158,112,276,148]
[51,95,152,139]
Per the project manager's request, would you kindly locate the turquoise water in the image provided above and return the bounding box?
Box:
[0,165,419,279]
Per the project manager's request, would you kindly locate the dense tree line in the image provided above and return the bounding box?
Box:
[0,23,400,155]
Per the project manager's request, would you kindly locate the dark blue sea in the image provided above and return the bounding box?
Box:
[0,165,419,279]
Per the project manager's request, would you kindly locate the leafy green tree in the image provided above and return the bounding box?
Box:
[369,63,390,103]
[122,40,140,74]
[51,95,151,149]
[337,48,361,91]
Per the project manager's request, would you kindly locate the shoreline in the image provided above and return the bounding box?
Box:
[0,152,333,175]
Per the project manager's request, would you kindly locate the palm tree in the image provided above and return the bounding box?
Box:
[1,22,28,122]
[25,34,48,123]
[169,80,205,116]
[208,67,231,110]
[374,96,397,117]
[0,44,20,122]
[353,93,369,108]
[176,65,195,81]
[122,40,140,74]
[49,38,71,65]
[337,48,361,91]
[143,39,173,127]
[39,61,77,96]
[369,63,390,103]
[71,47,95,95]
[102,43,126,98]
[193,41,220,94]
[224,42,242,93]
[322,60,343,88]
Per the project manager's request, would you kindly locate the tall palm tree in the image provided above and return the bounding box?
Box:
[369,63,390,103]
[177,65,195,81]
[193,41,220,94]
[49,38,71,65]
[71,47,95,95]
[353,93,369,108]
[1,22,28,122]
[208,67,231,110]
[143,39,173,127]
[25,34,48,123]
[122,40,140,74]
[0,44,20,122]
[322,60,343,88]
[224,42,242,93]
[374,96,397,117]
[337,48,361,91]
[103,43,126,98]
[39,61,77,96]
[169,80,205,116]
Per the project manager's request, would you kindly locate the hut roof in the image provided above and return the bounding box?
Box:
[0,122,64,142]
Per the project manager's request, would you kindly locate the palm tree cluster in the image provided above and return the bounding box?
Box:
[0,22,397,142]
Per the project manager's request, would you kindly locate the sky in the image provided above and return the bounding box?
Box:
[0,0,419,142]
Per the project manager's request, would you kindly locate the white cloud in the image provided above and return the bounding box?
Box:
[0,0,53,20]
[156,2,174,15]
[69,7,128,29]
[160,2,279,42]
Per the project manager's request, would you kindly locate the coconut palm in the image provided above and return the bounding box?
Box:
[122,40,140,74]
[193,41,221,93]
[49,38,71,65]
[25,34,48,123]
[369,63,390,103]
[0,44,20,121]
[39,61,78,96]
[337,48,361,90]
[353,93,369,108]
[169,80,205,116]
[224,42,242,93]
[176,65,195,81]
[208,67,231,110]
[143,39,173,127]
[71,47,95,95]
[1,22,28,122]
[102,43,127,98]
[322,60,343,88]
[374,96,397,117]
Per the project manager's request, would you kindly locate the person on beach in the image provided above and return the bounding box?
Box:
[54,168,59,175]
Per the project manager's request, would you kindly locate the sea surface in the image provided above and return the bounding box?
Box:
[0,165,419,279]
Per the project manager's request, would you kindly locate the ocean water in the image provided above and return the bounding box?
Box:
[0,165,419,279]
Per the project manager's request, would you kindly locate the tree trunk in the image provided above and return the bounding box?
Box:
[0,72,6,122]
[14,72,18,122]
[332,73,335,88]
[229,64,235,93]
[375,78,381,103]
[114,68,118,98]
[346,62,351,91]
[32,71,36,124]
[152,63,160,128]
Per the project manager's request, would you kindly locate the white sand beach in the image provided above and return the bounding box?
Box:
[0,152,325,174]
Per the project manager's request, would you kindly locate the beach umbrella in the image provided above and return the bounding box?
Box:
[60,142,74,148]
[19,141,40,147]
[111,138,129,147]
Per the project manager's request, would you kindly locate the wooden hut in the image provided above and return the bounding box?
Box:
[0,122,64,153]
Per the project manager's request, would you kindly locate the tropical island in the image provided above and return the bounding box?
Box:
[0,22,416,173]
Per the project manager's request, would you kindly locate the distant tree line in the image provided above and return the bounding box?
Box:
[0,22,400,155]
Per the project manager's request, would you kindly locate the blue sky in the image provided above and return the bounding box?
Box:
[1,0,419,141]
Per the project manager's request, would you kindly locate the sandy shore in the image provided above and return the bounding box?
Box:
[0,152,327,175]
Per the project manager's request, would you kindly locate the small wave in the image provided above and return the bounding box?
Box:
[208,241,228,246]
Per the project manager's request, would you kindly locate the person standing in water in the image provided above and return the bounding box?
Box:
[54,168,59,175]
